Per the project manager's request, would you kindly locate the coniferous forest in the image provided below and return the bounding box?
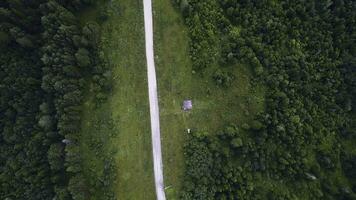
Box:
[0,1,110,199]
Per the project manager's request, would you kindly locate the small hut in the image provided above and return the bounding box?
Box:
[182,100,192,111]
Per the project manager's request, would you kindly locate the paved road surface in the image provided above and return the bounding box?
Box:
[143,0,166,199]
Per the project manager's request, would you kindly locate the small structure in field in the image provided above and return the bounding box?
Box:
[182,100,192,111]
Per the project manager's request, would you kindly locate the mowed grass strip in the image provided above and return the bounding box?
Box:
[80,0,155,199]
[153,0,265,199]
[152,1,191,199]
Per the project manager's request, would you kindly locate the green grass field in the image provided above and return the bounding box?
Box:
[153,0,265,199]
[79,0,155,199]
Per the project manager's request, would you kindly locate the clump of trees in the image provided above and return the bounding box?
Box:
[178,0,356,199]
[175,0,228,71]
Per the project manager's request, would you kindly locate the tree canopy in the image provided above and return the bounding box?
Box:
[176,0,356,199]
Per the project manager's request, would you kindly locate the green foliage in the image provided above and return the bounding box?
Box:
[213,69,234,88]
[82,22,101,47]
[180,0,356,199]
[231,137,243,148]
[179,0,189,14]
[98,6,109,22]
[250,120,264,131]
[15,36,34,48]
[76,48,91,67]
[0,31,10,46]
[0,0,113,199]
[48,143,65,172]
[179,0,227,70]
[68,174,88,200]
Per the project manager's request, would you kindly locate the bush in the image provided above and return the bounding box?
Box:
[213,69,234,88]
[75,48,91,67]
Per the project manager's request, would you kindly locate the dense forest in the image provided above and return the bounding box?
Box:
[0,0,112,199]
[176,0,356,199]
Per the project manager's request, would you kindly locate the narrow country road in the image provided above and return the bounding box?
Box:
[143,0,166,200]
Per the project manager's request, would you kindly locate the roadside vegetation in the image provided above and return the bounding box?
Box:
[78,0,155,199]
[172,0,356,199]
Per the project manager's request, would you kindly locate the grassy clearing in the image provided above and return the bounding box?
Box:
[153,0,265,199]
[79,0,155,199]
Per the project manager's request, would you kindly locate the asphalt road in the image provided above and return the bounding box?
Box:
[143,0,166,199]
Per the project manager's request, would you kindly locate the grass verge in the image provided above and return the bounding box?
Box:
[79,0,155,199]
